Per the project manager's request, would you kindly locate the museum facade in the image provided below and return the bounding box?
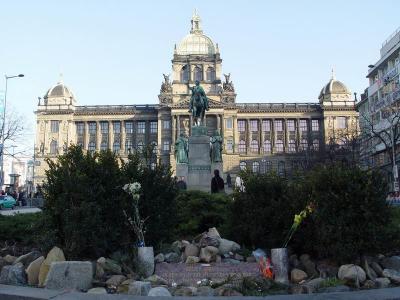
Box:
[34,12,358,184]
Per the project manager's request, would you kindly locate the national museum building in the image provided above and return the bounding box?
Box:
[34,12,358,184]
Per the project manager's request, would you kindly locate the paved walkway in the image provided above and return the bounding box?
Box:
[0,207,42,216]
[1,284,400,300]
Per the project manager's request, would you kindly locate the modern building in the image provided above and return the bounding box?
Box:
[34,12,358,184]
[358,26,400,191]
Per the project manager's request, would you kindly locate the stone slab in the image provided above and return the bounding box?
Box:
[176,163,188,179]
[154,262,259,285]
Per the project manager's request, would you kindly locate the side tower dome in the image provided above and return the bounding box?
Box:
[42,76,76,108]
[319,70,352,104]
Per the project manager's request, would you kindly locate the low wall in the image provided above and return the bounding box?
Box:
[1,284,400,300]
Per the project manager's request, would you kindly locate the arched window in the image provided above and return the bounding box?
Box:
[238,140,246,153]
[252,161,260,173]
[263,140,272,153]
[288,139,296,153]
[250,140,258,153]
[194,66,203,82]
[276,140,284,153]
[239,161,247,171]
[313,139,320,151]
[206,67,216,82]
[88,141,96,153]
[113,141,120,153]
[50,140,58,154]
[180,65,189,82]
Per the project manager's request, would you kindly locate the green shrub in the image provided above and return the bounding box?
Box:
[175,190,233,239]
[293,164,400,262]
[230,171,303,249]
[0,213,42,246]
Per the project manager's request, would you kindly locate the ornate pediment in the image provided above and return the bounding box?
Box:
[171,98,225,109]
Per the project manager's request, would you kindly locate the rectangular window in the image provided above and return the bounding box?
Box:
[100,122,109,134]
[226,138,233,151]
[163,120,170,130]
[337,117,346,129]
[125,139,133,153]
[262,120,271,132]
[299,120,307,132]
[275,140,284,153]
[51,121,59,133]
[238,120,246,132]
[150,121,158,134]
[125,122,134,134]
[138,121,146,134]
[250,120,258,132]
[226,118,233,129]
[312,119,319,131]
[288,140,296,152]
[163,140,170,151]
[76,122,84,135]
[274,120,283,132]
[287,120,295,132]
[113,121,121,134]
[88,122,96,135]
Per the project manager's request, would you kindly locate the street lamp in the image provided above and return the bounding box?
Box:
[0,74,24,190]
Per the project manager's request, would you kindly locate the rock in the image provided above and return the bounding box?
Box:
[148,286,172,296]
[199,234,220,248]
[234,253,244,261]
[299,254,318,278]
[164,252,180,263]
[361,256,377,280]
[97,257,122,275]
[383,268,400,284]
[106,275,126,287]
[290,284,313,294]
[215,255,222,263]
[154,253,165,263]
[174,286,197,296]
[305,277,324,290]
[25,256,44,286]
[0,262,27,286]
[381,256,400,272]
[95,263,105,279]
[291,268,307,283]
[316,262,338,278]
[184,244,199,258]
[338,264,366,286]
[88,287,107,294]
[199,246,219,263]
[207,227,221,238]
[38,246,66,287]
[186,256,200,264]
[171,241,184,253]
[4,255,17,264]
[128,281,151,296]
[246,256,256,263]
[197,286,215,296]
[14,251,42,267]
[44,261,93,290]
[363,279,376,289]
[117,278,135,294]
[371,262,384,277]
[145,274,168,286]
[218,239,240,255]
[0,257,9,272]
[321,285,351,293]
[375,277,391,288]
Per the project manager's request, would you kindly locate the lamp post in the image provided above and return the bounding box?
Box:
[0,74,24,190]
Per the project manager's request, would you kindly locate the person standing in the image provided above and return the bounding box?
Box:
[177,176,187,191]
[211,169,224,193]
[226,173,232,188]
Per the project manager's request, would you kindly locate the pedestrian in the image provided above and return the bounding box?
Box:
[235,175,245,192]
[211,169,225,193]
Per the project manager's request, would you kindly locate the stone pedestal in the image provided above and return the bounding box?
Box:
[176,163,188,180]
[187,126,211,192]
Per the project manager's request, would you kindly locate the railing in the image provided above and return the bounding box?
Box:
[381,26,400,57]
[75,104,158,112]
[236,103,320,110]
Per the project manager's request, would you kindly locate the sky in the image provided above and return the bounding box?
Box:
[0,0,399,156]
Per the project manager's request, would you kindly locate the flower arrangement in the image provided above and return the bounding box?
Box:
[122,182,147,247]
[283,203,314,248]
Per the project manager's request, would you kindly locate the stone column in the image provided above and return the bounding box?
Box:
[271,118,275,154]
[220,114,224,139]
[177,115,181,137]
[233,116,238,153]
[284,119,288,153]
[189,115,193,136]
[295,118,300,150]
[96,121,101,151]
[217,114,221,134]
[247,119,251,154]
[121,120,126,154]
[259,118,263,154]
[172,115,177,144]
[84,121,89,150]
[109,121,114,151]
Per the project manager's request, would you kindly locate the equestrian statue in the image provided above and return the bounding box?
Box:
[189,80,209,126]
